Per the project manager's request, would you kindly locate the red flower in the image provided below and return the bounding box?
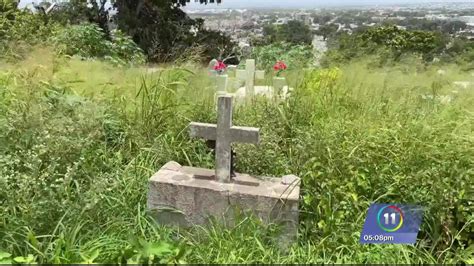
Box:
[273,61,288,71]
[213,61,227,72]
[273,61,287,77]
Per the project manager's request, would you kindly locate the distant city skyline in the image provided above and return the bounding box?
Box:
[19,0,474,9]
[183,0,473,9]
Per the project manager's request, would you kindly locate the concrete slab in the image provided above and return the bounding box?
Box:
[234,85,293,99]
[147,161,300,246]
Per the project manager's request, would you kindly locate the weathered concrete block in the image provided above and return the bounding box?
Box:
[147,161,300,245]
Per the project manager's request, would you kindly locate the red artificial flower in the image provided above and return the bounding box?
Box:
[213,61,227,72]
[273,61,288,71]
[273,61,288,77]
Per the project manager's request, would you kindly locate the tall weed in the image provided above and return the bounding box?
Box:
[0,56,472,263]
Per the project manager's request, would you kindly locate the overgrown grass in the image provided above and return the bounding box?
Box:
[0,52,473,263]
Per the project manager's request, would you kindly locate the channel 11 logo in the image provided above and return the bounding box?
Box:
[360,203,424,244]
[378,205,404,232]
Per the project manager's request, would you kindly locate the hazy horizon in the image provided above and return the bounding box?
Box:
[183,0,473,9]
[19,0,474,9]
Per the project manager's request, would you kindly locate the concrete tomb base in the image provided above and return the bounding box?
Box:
[234,85,293,99]
[147,161,300,245]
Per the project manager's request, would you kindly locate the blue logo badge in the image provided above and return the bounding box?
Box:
[360,203,424,244]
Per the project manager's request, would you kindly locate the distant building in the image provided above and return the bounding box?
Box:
[349,23,359,29]
[392,16,407,20]
[273,18,289,26]
[294,12,312,26]
[425,14,449,21]
[459,16,474,25]
[371,16,386,22]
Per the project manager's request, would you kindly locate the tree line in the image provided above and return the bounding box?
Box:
[2,0,232,62]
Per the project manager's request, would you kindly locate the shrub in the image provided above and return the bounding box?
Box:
[52,23,110,58]
[0,9,59,60]
[1,10,57,43]
[0,0,18,15]
[107,30,146,65]
[52,23,145,65]
[250,43,314,71]
[323,26,454,65]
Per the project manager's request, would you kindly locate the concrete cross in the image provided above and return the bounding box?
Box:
[189,95,260,183]
[235,59,265,96]
[245,59,256,96]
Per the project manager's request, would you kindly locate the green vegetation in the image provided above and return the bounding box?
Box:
[263,20,313,45]
[1,7,59,60]
[1,1,473,264]
[52,24,145,65]
[323,26,474,68]
[49,0,234,62]
[316,23,339,40]
[251,42,314,70]
[0,50,473,263]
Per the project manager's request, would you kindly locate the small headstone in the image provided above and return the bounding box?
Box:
[208,59,218,76]
[208,59,218,70]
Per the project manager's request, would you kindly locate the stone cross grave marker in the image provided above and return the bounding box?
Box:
[189,94,259,182]
[235,59,265,95]
[146,94,300,249]
[245,59,256,96]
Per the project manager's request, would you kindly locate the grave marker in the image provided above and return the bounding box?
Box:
[245,59,256,96]
[234,59,266,94]
[189,95,259,182]
[233,76,292,100]
[216,75,228,92]
[147,94,301,248]
[273,76,287,96]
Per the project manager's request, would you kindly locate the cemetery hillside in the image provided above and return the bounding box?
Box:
[1,0,474,264]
